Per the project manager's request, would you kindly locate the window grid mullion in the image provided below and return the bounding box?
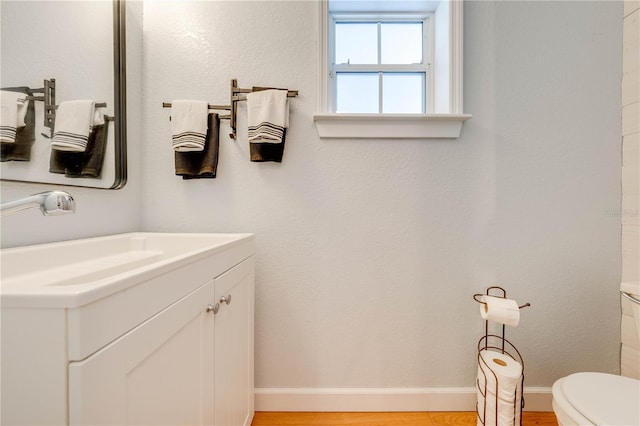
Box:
[377,21,382,65]
[378,72,383,113]
[377,22,382,113]
[333,64,427,72]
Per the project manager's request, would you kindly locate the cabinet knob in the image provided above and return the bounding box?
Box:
[220,295,232,305]
[206,303,220,314]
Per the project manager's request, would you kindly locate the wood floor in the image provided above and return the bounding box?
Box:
[251,411,559,426]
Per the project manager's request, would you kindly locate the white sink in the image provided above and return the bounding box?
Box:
[0,232,254,308]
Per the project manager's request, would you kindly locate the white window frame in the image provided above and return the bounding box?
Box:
[329,14,434,114]
[314,0,471,139]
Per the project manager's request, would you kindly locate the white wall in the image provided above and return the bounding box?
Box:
[141,0,622,391]
[0,0,623,398]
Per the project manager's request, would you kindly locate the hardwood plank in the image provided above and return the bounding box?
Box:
[521,412,560,426]
[428,411,476,425]
[251,412,433,425]
[251,411,558,426]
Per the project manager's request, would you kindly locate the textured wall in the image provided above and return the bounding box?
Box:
[140,0,622,389]
[1,0,622,397]
[1,0,622,392]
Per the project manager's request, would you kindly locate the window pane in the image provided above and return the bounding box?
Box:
[336,73,379,113]
[335,22,378,64]
[380,22,422,64]
[382,73,424,113]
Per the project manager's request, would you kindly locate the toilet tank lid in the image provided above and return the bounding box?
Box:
[562,372,639,426]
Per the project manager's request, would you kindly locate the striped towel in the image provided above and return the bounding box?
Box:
[171,100,208,152]
[247,89,288,143]
[0,90,28,143]
[51,100,104,152]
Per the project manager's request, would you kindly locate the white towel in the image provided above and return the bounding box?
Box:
[0,91,28,143]
[247,89,289,144]
[171,100,208,152]
[51,100,104,152]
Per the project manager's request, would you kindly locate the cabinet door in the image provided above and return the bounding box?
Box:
[214,257,255,426]
[68,282,215,426]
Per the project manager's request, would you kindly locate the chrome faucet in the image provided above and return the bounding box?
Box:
[0,191,76,216]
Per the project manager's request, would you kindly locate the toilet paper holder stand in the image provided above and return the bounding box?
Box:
[473,286,530,353]
[473,286,530,426]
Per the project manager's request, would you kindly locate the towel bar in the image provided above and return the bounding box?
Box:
[162,79,299,140]
[51,102,107,109]
[162,102,231,111]
[23,79,108,136]
[228,79,298,139]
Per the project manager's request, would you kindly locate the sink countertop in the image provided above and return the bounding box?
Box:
[0,232,255,308]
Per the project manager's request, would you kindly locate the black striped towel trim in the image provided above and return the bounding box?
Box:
[248,122,285,142]
[172,131,206,147]
[0,125,17,143]
[51,131,89,150]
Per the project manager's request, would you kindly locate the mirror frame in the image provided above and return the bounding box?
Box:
[112,0,127,189]
[1,0,127,190]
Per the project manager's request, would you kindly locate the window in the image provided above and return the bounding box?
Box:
[331,17,432,114]
[314,0,471,139]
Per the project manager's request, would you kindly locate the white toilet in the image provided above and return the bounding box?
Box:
[551,289,640,426]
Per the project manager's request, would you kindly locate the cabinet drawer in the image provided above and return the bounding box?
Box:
[67,239,253,361]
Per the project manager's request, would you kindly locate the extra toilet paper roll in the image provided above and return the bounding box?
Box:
[477,349,523,400]
[477,386,521,426]
[476,349,523,426]
[479,295,520,327]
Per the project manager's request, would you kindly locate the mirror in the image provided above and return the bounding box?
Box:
[0,0,126,189]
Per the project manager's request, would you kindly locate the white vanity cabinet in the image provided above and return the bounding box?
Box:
[68,257,255,425]
[0,233,254,426]
[68,281,215,425]
[214,257,255,426]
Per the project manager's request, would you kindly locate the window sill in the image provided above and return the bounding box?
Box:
[312,113,472,139]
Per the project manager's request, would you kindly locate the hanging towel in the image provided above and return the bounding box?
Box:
[175,113,220,179]
[247,89,288,143]
[50,122,109,178]
[79,122,108,177]
[250,129,286,163]
[0,90,29,143]
[171,100,208,152]
[51,100,104,152]
[1,87,35,162]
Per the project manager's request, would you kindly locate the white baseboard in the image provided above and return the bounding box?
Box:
[255,387,552,412]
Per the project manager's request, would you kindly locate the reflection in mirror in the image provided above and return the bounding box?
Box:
[0,0,126,189]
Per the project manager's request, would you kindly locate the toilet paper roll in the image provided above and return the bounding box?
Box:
[477,349,523,400]
[477,387,520,426]
[479,295,520,327]
[477,385,522,426]
[476,349,523,426]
